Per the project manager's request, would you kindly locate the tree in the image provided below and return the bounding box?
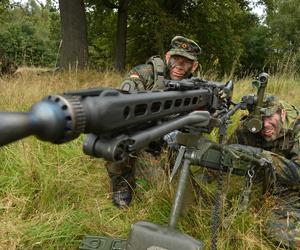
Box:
[267,0,300,52]
[126,0,258,76]
[0,1,59,66]
[114,0,130,71]
[126,0,190,66]
[99,0,130,71]
[58,0,88,70]
[0,0,10,25]
[239,25,272,75]
[264,0,300,73]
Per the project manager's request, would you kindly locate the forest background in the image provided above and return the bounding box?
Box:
[0,0,299,77]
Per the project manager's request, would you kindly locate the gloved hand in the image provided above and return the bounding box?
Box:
[196,138,217,153]
[227,144,272,168]
[228,144,263,155]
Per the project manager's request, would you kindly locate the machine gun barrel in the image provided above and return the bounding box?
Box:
[0,111,40,147]
[0,87,215,147]
[0,98,77,146]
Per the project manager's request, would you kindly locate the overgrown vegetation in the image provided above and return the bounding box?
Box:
[0,0,299,249]
[0,68,299,249]
[0,1,60,67]
[0,0,299,75]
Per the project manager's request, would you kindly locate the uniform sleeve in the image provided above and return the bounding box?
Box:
[289,123,300,165]
[120,64,154,92]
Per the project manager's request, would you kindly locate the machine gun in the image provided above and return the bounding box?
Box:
[0,76,269,250]
[0,78,233,160]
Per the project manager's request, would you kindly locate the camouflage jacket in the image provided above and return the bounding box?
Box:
[230,103,300,187]
[120,56,193,92]
[121,64,160,91]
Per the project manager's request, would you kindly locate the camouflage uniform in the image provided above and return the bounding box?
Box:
[106,36,201,208]
[230,97,300,248]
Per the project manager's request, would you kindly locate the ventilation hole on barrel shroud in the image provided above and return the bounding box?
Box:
[123,106,130,119]
[134,104,147,116]
[164,100,172,110]
[175,99,182,107]
[151,102,161,113]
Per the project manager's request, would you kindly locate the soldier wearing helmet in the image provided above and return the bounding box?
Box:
[106,36,201,208]
[230,95,300,248]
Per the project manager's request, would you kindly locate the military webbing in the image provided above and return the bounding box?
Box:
[146,55,165,89]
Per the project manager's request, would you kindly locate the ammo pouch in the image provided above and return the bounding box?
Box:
[146,56,165,90]
[126,221,204,250]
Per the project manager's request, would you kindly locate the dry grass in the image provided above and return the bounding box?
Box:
[0,67,299,249]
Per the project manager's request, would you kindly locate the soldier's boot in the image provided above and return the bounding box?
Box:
[111,172,136,208]
[106,158,136,208]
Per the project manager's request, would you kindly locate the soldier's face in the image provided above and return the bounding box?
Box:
[261,113,282,141]
[166,54,198,80]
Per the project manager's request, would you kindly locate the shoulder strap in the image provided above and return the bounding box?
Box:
[146,55,165,89]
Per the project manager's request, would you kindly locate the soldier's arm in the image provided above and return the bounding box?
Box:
[120,64,154,92]
[228,120,300,185]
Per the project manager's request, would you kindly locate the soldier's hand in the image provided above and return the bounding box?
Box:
[227,144,272,168]
[228,144,263,155]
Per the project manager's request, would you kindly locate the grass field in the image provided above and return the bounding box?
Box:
[0,68,299,249]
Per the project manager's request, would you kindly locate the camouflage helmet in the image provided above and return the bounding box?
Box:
[168,36,201,61]
[260,95,283,117]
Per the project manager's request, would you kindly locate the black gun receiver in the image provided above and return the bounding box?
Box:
[0,79,233,162]
[0,77,239,250]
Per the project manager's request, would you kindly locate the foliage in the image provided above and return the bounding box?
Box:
[126,0,187,65]
[124,0,254,76]
[85,0,283,76]
[0,69,299,249]
[85,0,117,70]
[238,25,272,76]
[0,1,10,21]
[0,0,299,75]
[183,0,258,76]
[0,1,60,66]
[265,0,300,73]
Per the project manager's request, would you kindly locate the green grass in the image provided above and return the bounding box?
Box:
[0,68,299,249]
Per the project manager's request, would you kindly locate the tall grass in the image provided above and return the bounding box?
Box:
[0,67,299,249]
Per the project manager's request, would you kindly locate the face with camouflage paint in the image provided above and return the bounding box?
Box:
[165,53,198,80]
[261,111,286,141]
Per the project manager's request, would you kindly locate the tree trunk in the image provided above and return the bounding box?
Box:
[58,0,88,70]
[114,0,129,72]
